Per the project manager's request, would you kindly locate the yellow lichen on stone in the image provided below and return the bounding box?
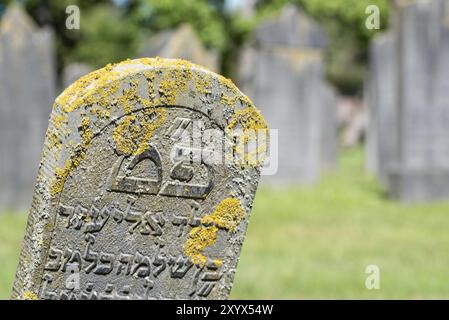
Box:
[144,70,156,100]
[47,130,59,149]
[220,92,236,107]
[21,291,38,300]
[184,198,246,268]
[213,259,223,267]
[184,226,218,268]
[216,75,246,108]
[201,197,246,232]
[52,113,68,129]
[228,107,268,132]
[173,68,192,93]
[236,95,255,109]
[56,64,120,114]
[139,56,203,73]
[112,106,166,156]
[48,57,250,196]
[195,72,212,95]
[157,68,192,105]
[50,117,93,196]
[226,106,269,166]
[54,56,210,115]
[46,113,69,159]
[158,74,177,105]
[112,79,167,156]
[113,65,193,156]
[218,75,237,93]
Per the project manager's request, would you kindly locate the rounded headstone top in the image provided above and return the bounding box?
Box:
[48,57,268,196]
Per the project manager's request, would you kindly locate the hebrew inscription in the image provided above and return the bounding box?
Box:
[12,58,268,300]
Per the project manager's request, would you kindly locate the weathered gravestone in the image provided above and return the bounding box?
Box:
[0,4,56,210]
[239,4,337,184]
[367,0,449,201]
[365,32,398,186]
[140,24,219,72]
[12,57,268,300]
[388,0,449,201]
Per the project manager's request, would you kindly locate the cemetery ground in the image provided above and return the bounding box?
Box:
[2,147,449,299]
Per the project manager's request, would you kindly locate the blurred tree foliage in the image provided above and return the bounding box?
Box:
[0,0,390,95]
[22,0,136,71]
[5,0,235,72]
[125,0,255,75]
[70,4,139,68]
[126,0,228,52]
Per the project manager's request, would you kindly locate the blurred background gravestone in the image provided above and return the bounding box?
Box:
[365,32,397,186]
[0,4,56,211]
[320,83,338,170]
[62,62,93,90]
[239,4,338,184]
[366,0,449,202]
[140,24,219,72]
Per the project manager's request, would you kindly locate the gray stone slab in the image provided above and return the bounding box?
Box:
[367,0,449,201]
[0,4,56,211]
[395,1,436,169]
[12,58,267,300]
[254,4,327,49]
[432,22,449,175]
[240,4,338,185]
[387,169,449,203]
[320,83,338,170]
[365,33,398,185]
[249,48,327,184]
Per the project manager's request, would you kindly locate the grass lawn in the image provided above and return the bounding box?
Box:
[2,147,449,299]
[0,212,26,299]
[231,148,449,299]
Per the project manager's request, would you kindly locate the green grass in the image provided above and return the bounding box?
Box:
[3,147,449,299]
[231,147,449,299]
[0,212,26,299]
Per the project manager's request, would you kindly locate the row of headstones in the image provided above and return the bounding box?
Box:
[0,4,338,211]
[366,0,449,202]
